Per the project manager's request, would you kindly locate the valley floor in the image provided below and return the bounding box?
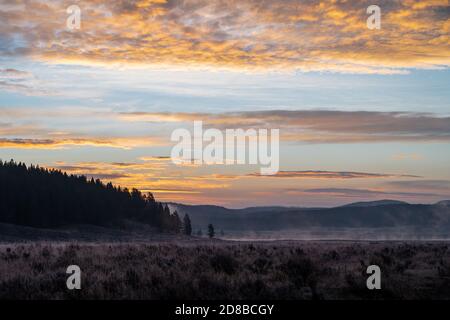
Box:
[0,241,449,299]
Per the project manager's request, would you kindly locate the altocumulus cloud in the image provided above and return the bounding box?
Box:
[0,0,448,73]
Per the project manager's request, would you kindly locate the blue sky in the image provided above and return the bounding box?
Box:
[1,0,449,207]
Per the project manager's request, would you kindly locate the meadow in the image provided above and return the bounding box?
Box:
[0,241,449,300]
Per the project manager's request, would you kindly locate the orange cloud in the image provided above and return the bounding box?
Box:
[0,0,448,73]
[0,137,164,149]
[47,160,235,205]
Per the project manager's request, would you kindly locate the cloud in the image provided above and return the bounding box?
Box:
[139,156,172,161]
[48,160,233,197]
[0,68,51,95]
[0,106,173,150]
[0,137,163,149]
[0,0,449,73]
[0,68,31,78]
[0,122,47,136]
[249,170,420,179]
[40,159,448,207]
[388,180,450,190]
[0,138,123,149]
[0,68,31,91]
[3,108,450,150]
[392,153,424,160]
[301,187,439,198]
[0,106,115,120]
[119,110,450,143]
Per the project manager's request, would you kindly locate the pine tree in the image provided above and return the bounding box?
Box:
[208,224,215,238]
[172,210,182,233]
[183,214,192,236]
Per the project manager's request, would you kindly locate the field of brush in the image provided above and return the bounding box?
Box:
[0,241,449,300]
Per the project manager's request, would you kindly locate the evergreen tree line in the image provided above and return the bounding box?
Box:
[0,160,182,232]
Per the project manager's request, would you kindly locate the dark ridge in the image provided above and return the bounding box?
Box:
[340,199,409,208]
[172,201,450,232]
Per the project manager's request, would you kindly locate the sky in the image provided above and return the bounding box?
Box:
[0,0,449,208]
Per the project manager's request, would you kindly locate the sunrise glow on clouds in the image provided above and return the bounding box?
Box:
[1,0,449,73]
[0,0,449,207]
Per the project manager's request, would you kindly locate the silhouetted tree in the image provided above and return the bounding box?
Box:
[197,229,203,237]
[0,160,180,233]
[171,210,182,233]
[208,224,215,238]
[183,214,192,236]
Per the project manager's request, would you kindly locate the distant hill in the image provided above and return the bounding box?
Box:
[340,200,409,208]
[436,200,450,207]
[171,200,450,238]
[0,160,181,233]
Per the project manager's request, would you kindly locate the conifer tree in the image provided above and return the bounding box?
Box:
[208,224,215,238]
[183,214,192,236]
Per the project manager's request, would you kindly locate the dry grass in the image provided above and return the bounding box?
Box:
[0,241,449,300]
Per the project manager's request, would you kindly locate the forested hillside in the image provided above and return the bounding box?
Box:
[0,160,181,232]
